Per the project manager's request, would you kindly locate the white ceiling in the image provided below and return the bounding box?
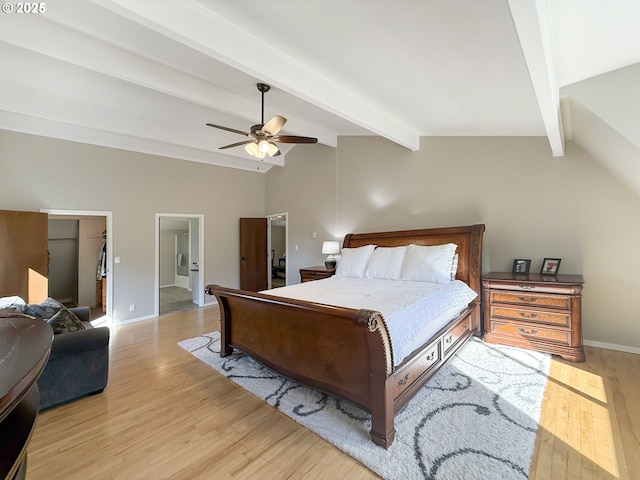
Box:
[1,0,639,172]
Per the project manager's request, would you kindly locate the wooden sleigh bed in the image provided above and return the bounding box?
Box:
[205,224,485,449]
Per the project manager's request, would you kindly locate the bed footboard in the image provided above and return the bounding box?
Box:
[206,284,397,447]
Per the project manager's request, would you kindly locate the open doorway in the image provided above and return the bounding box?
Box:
[267,213,287,289]
[155,214,204,316]
[41,209,112,323]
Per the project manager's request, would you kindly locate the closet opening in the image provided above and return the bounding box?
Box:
[42,209,112,324]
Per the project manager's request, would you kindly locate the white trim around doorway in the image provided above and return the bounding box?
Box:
[40,208,113,320]
[155,213,206,318]
[266,212,288,289]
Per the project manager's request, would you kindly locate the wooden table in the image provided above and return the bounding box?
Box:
[299,266,336,282]
[0,317,53,480]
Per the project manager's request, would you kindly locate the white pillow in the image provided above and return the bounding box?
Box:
[401,243,458,284]
[335,244,376,278]
[0,296,26,308]
[365,246,407,280]
[450,254,459,281]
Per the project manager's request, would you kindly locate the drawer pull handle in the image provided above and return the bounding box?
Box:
[519,284,536,290]
[398,373,410,385]
[519,327,538,335]
[445,335,453,344]
[518,296,537,302]
[426,351,435,361]
[519,312,538,319]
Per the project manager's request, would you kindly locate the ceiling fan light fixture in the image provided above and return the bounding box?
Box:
[258,139,271,153]
[245,142,259,156]
[267,143,279,157]
[207,82,318,160]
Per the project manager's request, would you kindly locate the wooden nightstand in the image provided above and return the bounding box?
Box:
[482,272,585,362]
[299,266,336,282]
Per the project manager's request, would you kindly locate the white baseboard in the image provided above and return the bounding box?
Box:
[113,299,217,325]
[583,339,640,355]
[114,313,156,326]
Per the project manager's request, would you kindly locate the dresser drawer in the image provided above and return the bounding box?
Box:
[299,267,335,282]
[490,306,570,328]
[490,320,571,345]
[486,281,578,295]
[301,271,328,282]
[490,291,571,310]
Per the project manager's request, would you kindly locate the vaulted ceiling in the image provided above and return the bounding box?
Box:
[1,0,639,172]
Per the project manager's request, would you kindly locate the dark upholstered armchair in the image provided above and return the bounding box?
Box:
[37,306,110,410]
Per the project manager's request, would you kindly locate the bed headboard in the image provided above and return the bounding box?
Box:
[342,224,485,296]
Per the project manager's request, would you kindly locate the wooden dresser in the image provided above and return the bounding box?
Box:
[299,266,335,282]
[482,272,585,362]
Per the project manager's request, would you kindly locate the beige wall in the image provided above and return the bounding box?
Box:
[0,130,265,322]
[266,143,337,283]
[268,136,640,351]
[4,128,639,351]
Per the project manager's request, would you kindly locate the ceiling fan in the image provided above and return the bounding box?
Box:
[206,83,318,159]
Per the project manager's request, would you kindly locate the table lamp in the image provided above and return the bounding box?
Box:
[321,241,340,269]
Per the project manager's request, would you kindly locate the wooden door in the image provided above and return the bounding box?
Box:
[0,210,48,302]
[239,218,268,292]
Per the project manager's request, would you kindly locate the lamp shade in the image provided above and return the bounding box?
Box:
[322,241,340,255]
[245,143,259,156]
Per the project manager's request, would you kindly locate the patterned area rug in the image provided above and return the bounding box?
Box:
[179,332,549,480]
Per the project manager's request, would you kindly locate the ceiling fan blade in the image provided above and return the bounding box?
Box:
[219,140,255,150]
[261,115,287,136]
[273,135,318,144]
[206,123,249,136]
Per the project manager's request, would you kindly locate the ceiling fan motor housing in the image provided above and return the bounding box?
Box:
[256,83,271,93]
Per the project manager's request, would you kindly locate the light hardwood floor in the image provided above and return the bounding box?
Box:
[27,307,639,479]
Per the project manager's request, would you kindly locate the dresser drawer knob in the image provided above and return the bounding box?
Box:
[519,312,538,319]
[518,327,538,335]
[518,296,537,302]
[426,351,435,361]
[445,335,453,344]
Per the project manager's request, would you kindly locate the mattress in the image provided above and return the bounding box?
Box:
[263,277,478,367]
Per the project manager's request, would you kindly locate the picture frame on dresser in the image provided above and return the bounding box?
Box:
[540,257,561,275]
[512,259,531,274]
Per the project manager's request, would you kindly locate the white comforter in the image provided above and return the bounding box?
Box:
[264,277,478,367]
